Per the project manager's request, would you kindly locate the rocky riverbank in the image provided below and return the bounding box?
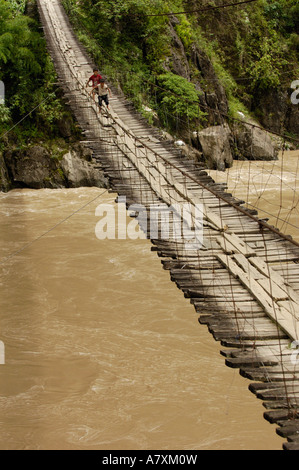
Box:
[0,141,108,192]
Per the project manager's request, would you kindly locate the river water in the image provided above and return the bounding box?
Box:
[208,150,299,243]
[1,153,295,450]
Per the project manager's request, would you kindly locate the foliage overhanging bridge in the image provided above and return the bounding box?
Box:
[37,0,299,450]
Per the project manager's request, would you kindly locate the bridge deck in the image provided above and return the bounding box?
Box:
[37,0,299,450]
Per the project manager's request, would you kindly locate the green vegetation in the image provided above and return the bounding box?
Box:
[0,0,79,147]
[156,72,207,127]
[1,0,298,144]
[194,0,298,92]
[62,0,298,134]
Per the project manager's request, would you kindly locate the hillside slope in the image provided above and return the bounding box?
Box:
[62,0,299,139]
[0,0,298,188]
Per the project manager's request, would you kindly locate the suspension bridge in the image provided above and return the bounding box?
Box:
[37,0,299,450]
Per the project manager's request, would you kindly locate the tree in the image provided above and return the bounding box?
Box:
[0,0,66,139]
[157,72,206,131]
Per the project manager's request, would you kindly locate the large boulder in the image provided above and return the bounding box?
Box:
[287,104,299,138]
[196,125,233,170]
[3,145,62,189]
[2,143,107,190]
[254,87,299,138]
[61,151,107,188]
[233,122,278,161]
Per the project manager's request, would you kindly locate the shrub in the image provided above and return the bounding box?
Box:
[157,72,206,131]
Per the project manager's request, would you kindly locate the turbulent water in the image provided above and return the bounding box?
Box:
[208,150,299,243]
[0,161,291,450]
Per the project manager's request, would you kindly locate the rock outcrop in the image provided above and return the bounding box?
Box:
[61,150,105,188]
[233,121,278,161]
[190,45,229,124]
[195,125,233,170]
[164,19,191,80]
[254,88,299,137]
[190,120,278,169]
[1,143,107,192]
[162,15,297,164]
[4,145,63,189]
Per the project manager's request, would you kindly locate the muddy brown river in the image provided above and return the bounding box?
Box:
[1,153,296,450]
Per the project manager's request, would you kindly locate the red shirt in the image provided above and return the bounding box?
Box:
[89,73,102,88]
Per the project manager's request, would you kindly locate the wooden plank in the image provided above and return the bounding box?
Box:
[216,236,237,254]
[257,278,289,301]
[223,232,256,257]
[276,421,299,438]
[264,410,299,424]
[233,253,265,279]
[278,300,299,321]
[283,441,299,450]
[217,253,299,341]
[225,356,279,368]
[250,257,295,286]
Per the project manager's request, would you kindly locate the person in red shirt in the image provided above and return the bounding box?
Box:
[86,68,102,101]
